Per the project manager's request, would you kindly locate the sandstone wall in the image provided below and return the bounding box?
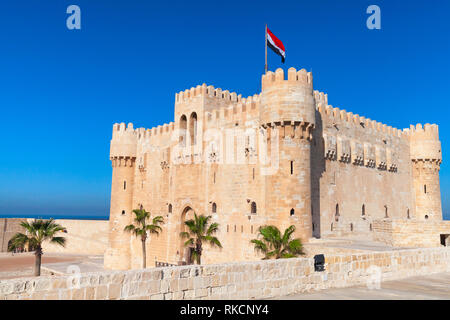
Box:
[39,219,108,255]
[1,247,449,300]
[373,219,450,247]
[0,218,27,252]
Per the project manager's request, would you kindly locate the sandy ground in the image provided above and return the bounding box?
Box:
[0,253,104,280]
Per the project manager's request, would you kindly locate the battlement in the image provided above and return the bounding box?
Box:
[110,122,137,159]
[262,68,313,90]
[175,83,243,105]
[407,124,441,162]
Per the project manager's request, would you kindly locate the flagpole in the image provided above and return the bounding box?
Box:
[265,24,268,74]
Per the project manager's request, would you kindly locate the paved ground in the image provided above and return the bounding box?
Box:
[275,273,450,300]
[0,253,104,279]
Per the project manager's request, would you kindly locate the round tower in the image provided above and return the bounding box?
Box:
[104,122,137,270]
[409,123,442,221]
[259,67,315,241]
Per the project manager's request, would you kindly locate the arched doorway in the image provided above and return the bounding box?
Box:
[179,206,195,265]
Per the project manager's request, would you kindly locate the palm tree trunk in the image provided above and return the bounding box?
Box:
[196,241,202,265]
[142,238,146,269]
[34,246,42,276]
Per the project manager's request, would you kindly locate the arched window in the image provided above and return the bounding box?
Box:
[362,204,365,216]
[335,204,340,222]
[189,112,197,146]
[290,208,295,216]
[212,202,217,213]
[179,115,187,146]
[168,204,172,214]
[251,202,257,215]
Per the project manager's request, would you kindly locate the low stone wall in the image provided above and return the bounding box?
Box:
[36,219,109,255]
[0,247,449,300]
[373,219,450,247]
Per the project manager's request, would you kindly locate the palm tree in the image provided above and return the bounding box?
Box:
[8,219,66,276]
[250,225,304,259]
[124,209,164,268]
[180,213,222,265]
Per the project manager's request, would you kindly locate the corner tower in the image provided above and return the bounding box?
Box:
[260,67,315,241]
[409,123,443,221]
[104,123,137,270]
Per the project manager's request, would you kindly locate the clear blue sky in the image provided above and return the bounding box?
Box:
[0,0,449,219]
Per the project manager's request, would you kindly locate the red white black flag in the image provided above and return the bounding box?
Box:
[266,27,285,63]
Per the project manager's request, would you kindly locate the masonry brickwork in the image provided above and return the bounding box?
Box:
[105,67,449,270]
[1,247,449,300]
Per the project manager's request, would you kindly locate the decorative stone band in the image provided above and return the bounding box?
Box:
[260,121,314,141]
[110,156,136,168]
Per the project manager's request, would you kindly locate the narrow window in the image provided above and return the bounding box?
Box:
[331,223,333,231]
[252,168,255,180]
[124,181,126,190]
[227,225,229,232]
[335,204,340,222]
[350,223,353,232]
[251,202,257,215]
[290,161,294,175]
[407,208,410,219]
[370,223,373,231]
[385,205,388,218]
[179,114,187,146]
[362,204,365,216]
[189,112,197,146]
[251,225,253,234]
[234,225,236,232]
[168,204,172,214]
[312,223,315,231]
[121,210,125,215]
[424,185,427,194]
[212,202,217,213]
[290,208,295,216]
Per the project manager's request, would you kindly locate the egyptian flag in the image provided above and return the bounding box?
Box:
[267,27,285,63]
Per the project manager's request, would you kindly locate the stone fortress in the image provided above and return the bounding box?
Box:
[104,67,450,270]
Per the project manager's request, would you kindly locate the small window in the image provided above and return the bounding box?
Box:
[168,204,172,214]
[251,202,257,215]
[350,223,353,232]
[290,208,295,216]
[335,204,340,222]
[425,215,429,220]
[407,208,410,219]
[251,225,253,233]
[362,204,365,216]
[424,185,427,194]
[121,210,125,215]
[385,205,388,218]
[331,223,333,231]
[227,225,229,232]
[124,181,126,190]
[234,225,236,232]
[212,202,217,213]
[290,161,294,175]
[370,223,373,231]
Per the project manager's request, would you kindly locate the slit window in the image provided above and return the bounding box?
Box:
[290,208,295,216]
[212,202,217,213]
[251,202,257,215]
[124,181,126,190]
[290,161,294,175]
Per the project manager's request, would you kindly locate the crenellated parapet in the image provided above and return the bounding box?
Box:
[110,123,138,161]
[407,123,442,165]
[175,83,242,105]
[260,68,315,134]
